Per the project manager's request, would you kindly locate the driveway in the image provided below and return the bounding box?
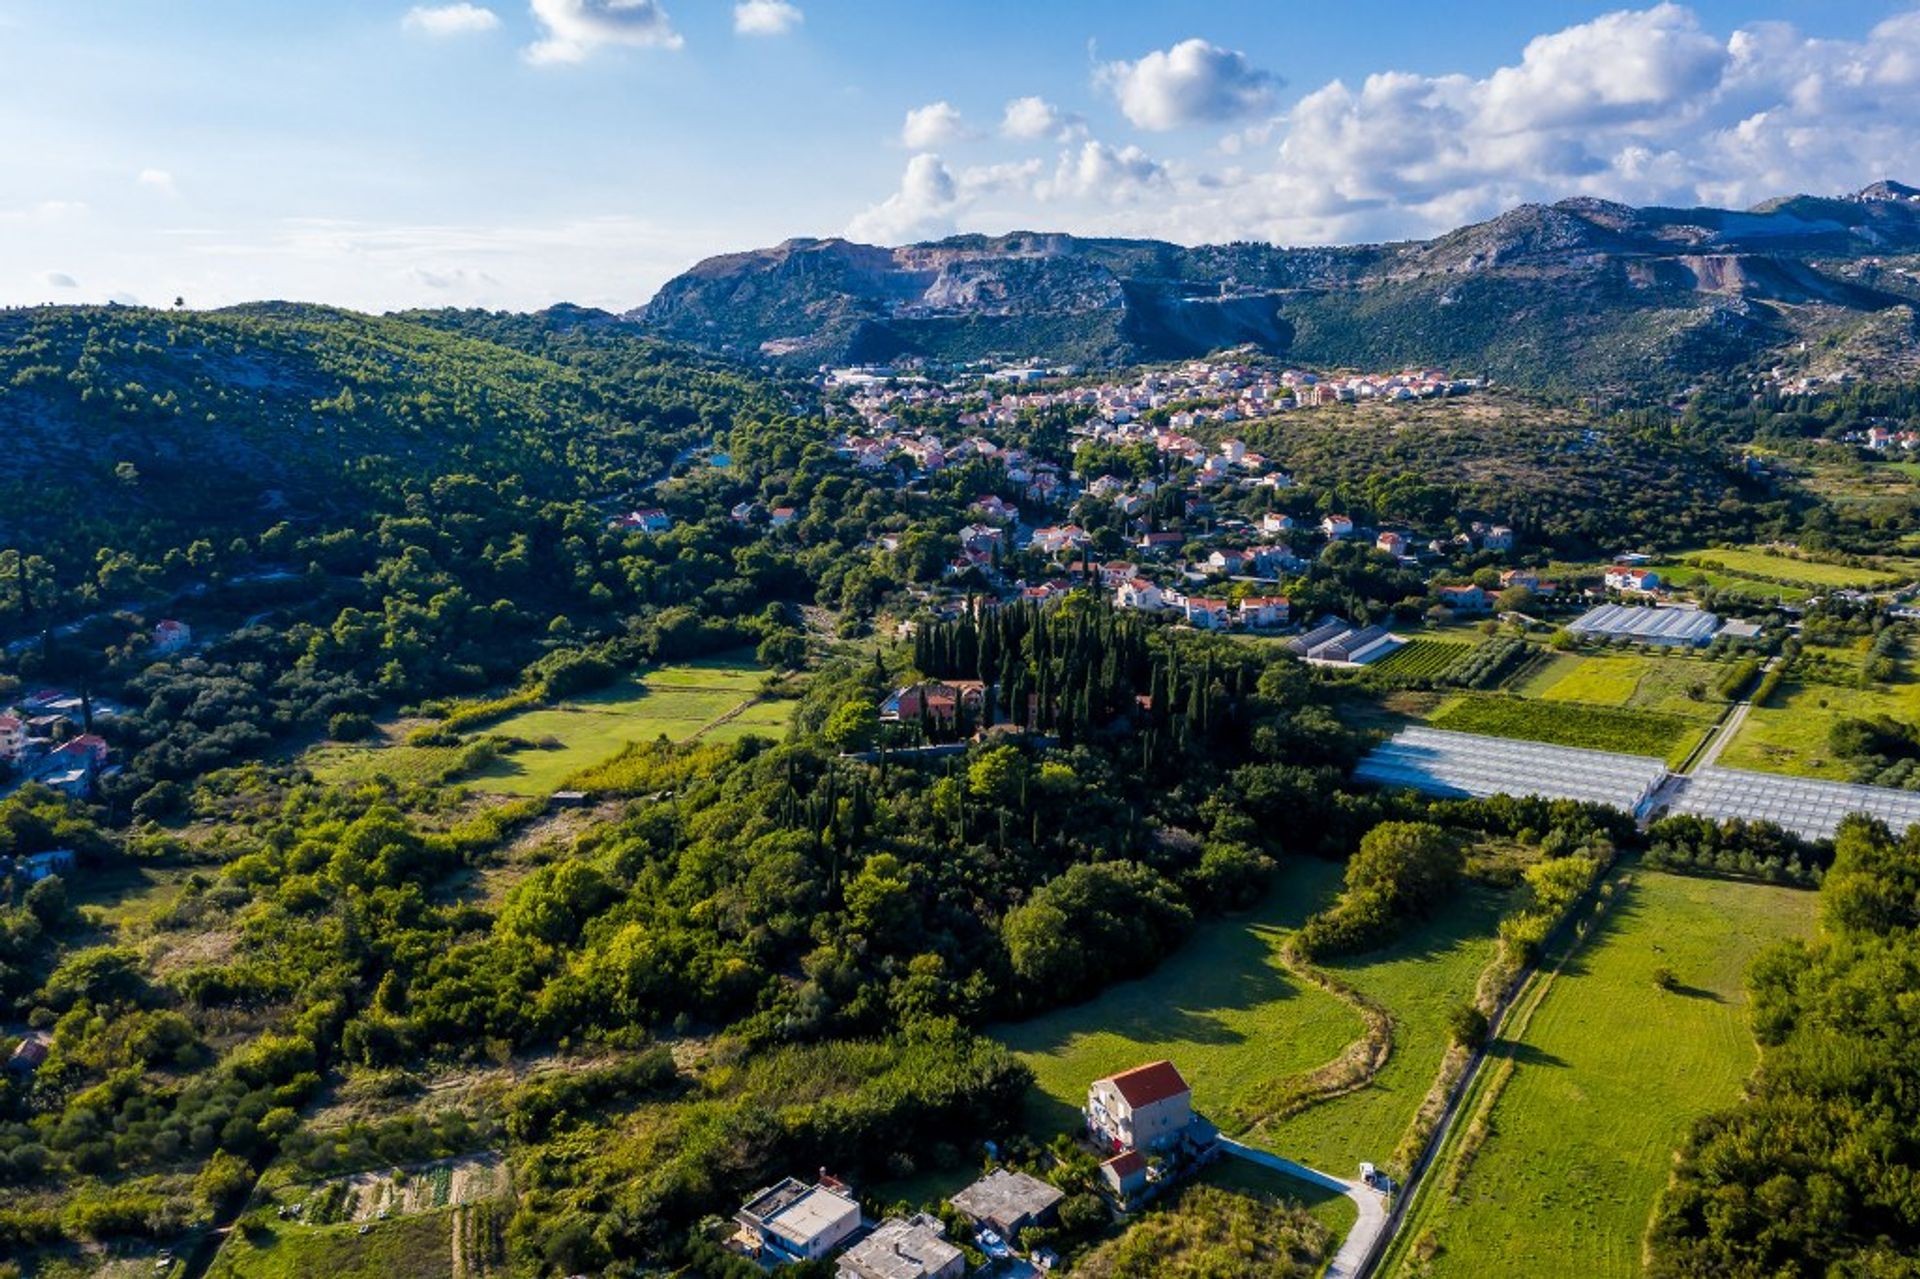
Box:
[1215,1138,1388,1279]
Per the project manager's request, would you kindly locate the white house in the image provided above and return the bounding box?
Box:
[1605,567,1662,593]
[1320,514,1354,539]
[1114,578,1165,612]
[152,619,193,653]
[1087,1060,1195,1154]
[1238,596,1290,629]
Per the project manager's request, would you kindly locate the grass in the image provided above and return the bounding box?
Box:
[1262,886,1509,1178]
[993,859,1361,1141]
[311,653,772,795]
[1372,639,1474,682]
[1428,694,1704,767]
[1200,1156,1359,1240]
[1677,545,1901,588]
[1720,670,1920,779]
[208,1211,452,1279]
[1520,652,1725,720]
[1385,872,1815,1279]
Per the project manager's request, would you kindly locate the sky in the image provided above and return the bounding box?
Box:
[2,0,1918,313]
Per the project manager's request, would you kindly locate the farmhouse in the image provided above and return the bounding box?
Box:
[881,681,988,727]
[1087,1060,1194,1154]
[735,1176,862,1264]
[835,1214,963,1279]
[950,1169,1064,1244]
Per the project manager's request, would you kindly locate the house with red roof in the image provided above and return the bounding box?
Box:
[152,619,193,654]
[1087,1060,1193,1153]
[1099,1150,1149,1202]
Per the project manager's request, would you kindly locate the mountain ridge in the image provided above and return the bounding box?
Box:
[629,181,1920,391]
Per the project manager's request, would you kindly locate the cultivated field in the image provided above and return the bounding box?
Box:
[1372,638,1474,683]
[1386,872,1815,1279]
[1428,694,1703,767]
[209,1154,511,1279]
[1516,651,1728,720]
[310,654,785,795]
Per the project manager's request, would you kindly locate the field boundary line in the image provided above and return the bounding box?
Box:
[1363,869,1628,1278]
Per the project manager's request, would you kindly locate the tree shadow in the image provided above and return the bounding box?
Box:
[1666,983,1725,1003]
[1492,1040,1570,1068]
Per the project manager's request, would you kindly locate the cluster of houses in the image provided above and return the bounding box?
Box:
[729,1059,1210,1276]
[0,693,114,799]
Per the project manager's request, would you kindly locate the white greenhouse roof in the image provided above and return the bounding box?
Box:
[1668,767,1920,842]
[1355,726,1669,814]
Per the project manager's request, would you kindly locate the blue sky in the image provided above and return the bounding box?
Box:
[1,1,1914,311]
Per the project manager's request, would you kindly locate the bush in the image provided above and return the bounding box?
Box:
[1296,822,1462,958]
[327,711,376,742]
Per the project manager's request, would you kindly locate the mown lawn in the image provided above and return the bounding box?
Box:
[1719,671,1920,779]
[1387,872,1815,1279]
[1265,886,1509,1178]
[1428,694,1704,767]
[208,1211,451,1279]
[993,859,1361,1141]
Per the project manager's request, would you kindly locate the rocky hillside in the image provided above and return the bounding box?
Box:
[635,183,1920,391]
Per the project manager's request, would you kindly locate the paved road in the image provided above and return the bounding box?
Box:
[1216,1138,1387,1279]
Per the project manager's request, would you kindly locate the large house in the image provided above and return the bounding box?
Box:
[1320,514,1354,539]
[735,1176,862,1264]
[1087,1060,1194,1154]
[0,713,23,761]
[1436,584,1491,615]
[1605,567,1662,593]
[1237,596,1290,629]
[881,681,988,728]
[836,1214,963,1279]
[1114,578,1165,612]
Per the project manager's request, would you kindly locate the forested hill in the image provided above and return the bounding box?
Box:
[635,183,1920,392]
[0,303,779,574]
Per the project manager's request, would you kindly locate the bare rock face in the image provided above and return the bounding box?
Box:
[630,183,1920,390]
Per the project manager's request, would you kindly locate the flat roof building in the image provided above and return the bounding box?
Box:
[737,1176,862,1264]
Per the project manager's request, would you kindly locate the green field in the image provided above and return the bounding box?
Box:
[311,654,783,795]
[1201,1155,1360,1239]
[1268,887,1507,1178]
[209,1212,453,1279]
[1677,545,1900,588]
[996,858,1514,1203]
[1518,652,1725,720]
[994,859,1361,1140]
[1428,694,1704,767]
[1720,670,1920,779]
[1387,872,1815,1279]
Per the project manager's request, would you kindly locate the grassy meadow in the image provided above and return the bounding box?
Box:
[1386,872,1815,1279]
[309,653,786,795]
[1719,669,1920,779]
[993,858,1361,1141]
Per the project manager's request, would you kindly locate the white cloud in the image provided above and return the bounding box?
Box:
[402,3,501,36]
[43,271,78,289]
[1037,140,1168,200]
[902,101,971,149]
[1099,38,1280,131]
[1000,96,1085,142]
[137,168,178,195]
[526,0,681,65]
[733,0,801,37]
[847,153,960,243]
[836,6,1920,254]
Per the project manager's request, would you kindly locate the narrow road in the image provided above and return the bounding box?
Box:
[1216,1138,1387,1279]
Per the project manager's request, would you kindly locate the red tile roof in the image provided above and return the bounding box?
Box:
[1103,1060,1190,1109]
[1103,1151,1147,1177]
